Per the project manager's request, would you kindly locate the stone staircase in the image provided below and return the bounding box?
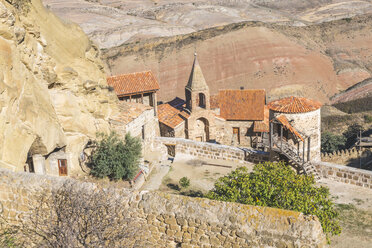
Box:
[272,135,321,181]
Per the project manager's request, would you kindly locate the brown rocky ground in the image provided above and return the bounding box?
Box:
[42,0,372,49]
[42,1,372,103]
[103,16,372,103]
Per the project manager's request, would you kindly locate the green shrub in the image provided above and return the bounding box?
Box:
[206,162,341,240]
[364,114,372,123]
[179,177,190,189]
[321,132,346,153]
[90,132,142,180]
[343,123,364,148]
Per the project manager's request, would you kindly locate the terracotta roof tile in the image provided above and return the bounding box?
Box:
[268,96,322,113]
[253,106,269,132]
[275,114,304,141]
[210,94,219,109]
[219,89,265,121]
[107,71,160,96]
[157,102,190,129]
[110,102,153,125]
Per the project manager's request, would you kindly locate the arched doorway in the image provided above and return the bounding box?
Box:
[25,136,48,174]
[195,117,209,142]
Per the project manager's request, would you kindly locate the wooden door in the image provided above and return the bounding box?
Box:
[233,127,240,144]
[58,159,68,176]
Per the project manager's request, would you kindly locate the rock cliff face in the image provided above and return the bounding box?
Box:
[0,0,119,174]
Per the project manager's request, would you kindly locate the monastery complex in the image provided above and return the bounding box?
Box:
[105,53,323,180]
[22,53,323,179]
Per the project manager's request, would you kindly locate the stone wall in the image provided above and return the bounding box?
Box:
[154,137,269,164]
[321,148,371,165]
[215,120,255,147]
[271,109,321,162]
[315,162,372,189]
[0,169,326,247]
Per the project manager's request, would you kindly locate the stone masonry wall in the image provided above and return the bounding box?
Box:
[155,137,246,163]
[321,148,371,165]
[0,169,326,247]
[315,162,372,189]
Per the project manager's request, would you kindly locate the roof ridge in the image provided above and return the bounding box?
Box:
[107,70,153,78]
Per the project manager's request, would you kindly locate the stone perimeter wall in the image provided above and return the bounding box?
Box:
[315,162,372,189]
[321,148,371,165]
[154,137,264,164]
[0,169,326,248]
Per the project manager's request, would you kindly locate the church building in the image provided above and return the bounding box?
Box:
[157,54,269,147]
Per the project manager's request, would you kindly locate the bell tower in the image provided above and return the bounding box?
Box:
[185,53,210,112]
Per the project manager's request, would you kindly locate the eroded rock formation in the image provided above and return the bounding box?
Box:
[0,0,119,174]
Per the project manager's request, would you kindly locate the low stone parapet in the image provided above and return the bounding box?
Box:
[315,161,372,189]
[154,137,269,164]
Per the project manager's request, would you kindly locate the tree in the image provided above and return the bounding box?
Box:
[321,132,346,153]
[179,177,190,189]
[206,162,341,240]
[343,123,363,148]
[0,182,142,248]
[90,132,142,180]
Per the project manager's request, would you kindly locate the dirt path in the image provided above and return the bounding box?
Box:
[141,161,171,191]
[319,179,372,248]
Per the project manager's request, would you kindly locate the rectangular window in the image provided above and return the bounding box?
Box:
[58,159,68,176]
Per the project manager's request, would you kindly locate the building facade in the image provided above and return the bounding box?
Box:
[157,54,269,147]
[107,71,160,115]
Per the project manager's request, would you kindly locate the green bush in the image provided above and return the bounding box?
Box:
[90,132,142,180]
[179,177,190,189]
[364,114,372,123]
[206,162,341,240]
[343,123,364,148]
[321,132,346,153]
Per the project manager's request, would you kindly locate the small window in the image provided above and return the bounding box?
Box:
[58,159,68,176]
[198,93,206,108]
[142,125,145,140]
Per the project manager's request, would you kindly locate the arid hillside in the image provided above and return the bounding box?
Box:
[42,0,372,102]
[42,0,372,49]
[103,16,372,102]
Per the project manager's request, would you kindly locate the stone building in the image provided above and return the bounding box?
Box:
[109,101,159,151]
[267,96,322,162]
[107,71,160,114]
[108,70,161,151]
[157,54,269,147]
[24,139,71,177]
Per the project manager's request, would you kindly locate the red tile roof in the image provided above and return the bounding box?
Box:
[219,89,265,121]
[157,103,190,129]
[268,96,322,113]
[110,102,153,125]
[253,106,269,132]
[210,94,219,109]
[275,114,304,141]
[107,71,160,96]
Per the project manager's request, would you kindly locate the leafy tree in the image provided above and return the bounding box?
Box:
[90,132,142,180]
[343,123,363,148]
[179,177,190,189]
[321,132,346,153]
[206,162,341,240]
